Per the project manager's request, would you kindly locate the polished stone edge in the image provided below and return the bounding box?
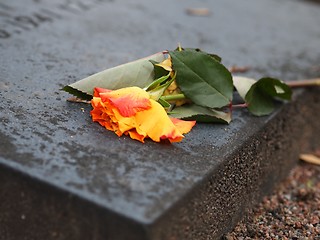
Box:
[0,164,148,240]
[1,88,319,240]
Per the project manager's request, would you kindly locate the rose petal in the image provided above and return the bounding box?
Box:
[134,99,185,142]
[93,87,112,97]
[170,117,196,134]
[91,87,196,143]
[127,130,146,143]
[99,87,151,117]
[91,97,124,135]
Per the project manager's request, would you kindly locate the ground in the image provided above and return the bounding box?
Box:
[223,162,320,239]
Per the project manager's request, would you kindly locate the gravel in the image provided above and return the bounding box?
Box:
[222,162,320,239]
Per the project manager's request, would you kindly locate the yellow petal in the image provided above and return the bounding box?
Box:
[99,87,151,117]
[91,87,196,143]
[127,130,147,143]
[134,99,185,142]
[113,108,137,133]
[155,58,172,72]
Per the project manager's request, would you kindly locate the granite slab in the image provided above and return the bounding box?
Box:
[0,0,319,239]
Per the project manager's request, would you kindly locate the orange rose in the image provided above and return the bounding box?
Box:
[90,87,196,143]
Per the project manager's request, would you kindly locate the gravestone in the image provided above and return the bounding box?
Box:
[0,0,319,239]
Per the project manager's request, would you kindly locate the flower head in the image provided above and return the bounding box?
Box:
[91,87,195,143]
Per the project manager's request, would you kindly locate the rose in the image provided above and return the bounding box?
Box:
[91,87,195,143]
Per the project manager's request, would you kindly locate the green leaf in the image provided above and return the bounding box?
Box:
[245,77,292,116]
[62,52,166,99]
[169,49,233,109]
[158,98,171,109]
[144,73,170,92]
[233,76,257,101]
[62,85,93,100]
[169,104,231,123]
[147,73,176,101]
[174,47,222,62]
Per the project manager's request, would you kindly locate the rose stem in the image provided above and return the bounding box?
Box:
[285,78,320,88]
[231,103,249,109]
[161,94,186,102]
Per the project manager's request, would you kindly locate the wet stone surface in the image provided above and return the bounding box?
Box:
[0,0,320,239]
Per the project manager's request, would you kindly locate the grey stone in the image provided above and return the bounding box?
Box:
[0,0,319,239]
